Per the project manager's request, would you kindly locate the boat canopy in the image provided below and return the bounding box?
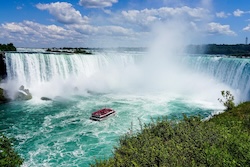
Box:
[92,108,113,116]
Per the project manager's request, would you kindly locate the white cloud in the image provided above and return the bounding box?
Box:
[66,24,99,34]
[67,24,134,36]
[103,9,112,14]
[0,19,137,47]
[16,6,22,10]
[233,9,244,17]
[0,21,80,45]
[36,2,89,24]
[3,3,240,47]
[79,0,118,8]
[216,12,230,18]
[118,6,210,28]
[200,0,212,8]
[207,22,236,36]
[101,26,134,35]
[16,4,24,10]
[243,24,250,31]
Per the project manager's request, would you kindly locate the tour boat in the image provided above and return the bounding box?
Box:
[90,108,116,121]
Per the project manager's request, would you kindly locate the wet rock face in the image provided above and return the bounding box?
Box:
[0,88,9,103]
[0,52,7,79]
[0,85,33,103]
[41,97,52,101]
[14,85,32,101]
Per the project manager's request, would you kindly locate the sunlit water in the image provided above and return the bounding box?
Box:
[0,93,220,166]
[0,49,249,166]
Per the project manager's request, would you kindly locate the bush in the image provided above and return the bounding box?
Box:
[0,135,23,166]
[218,90,235,111]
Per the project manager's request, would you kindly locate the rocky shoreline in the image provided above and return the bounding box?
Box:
[0,85,33,104]
[0,52,33,103]
[0,52,7,80]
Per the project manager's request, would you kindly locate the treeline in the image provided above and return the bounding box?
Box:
[92,101,250,166]
[187,44,250,56]
[46,47,92,54]
[52,47,89,50]
[0,43,16,51]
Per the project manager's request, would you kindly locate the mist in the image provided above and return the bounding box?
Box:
[1,2,240,104]
[134,19,236,103]
[2,19,238,105]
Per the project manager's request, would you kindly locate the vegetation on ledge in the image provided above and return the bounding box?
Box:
[218,90,235,111]
[46,47,92,54]
[92,101,250,166]
[0,43,16,51]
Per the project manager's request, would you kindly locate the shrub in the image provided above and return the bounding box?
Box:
[218,90,235,111]
[0,135,23,167]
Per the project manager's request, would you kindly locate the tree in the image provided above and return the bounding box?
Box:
[218,90,235,111]
[0,43,16,51]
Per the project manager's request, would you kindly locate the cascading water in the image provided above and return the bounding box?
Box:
[184,55,250,102]
[4,50,249,101]
[0,49,249,166]
[2,50,249,104]
[3,50,141,98]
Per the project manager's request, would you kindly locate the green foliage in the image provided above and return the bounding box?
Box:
[0,135,23,167]
[218,90,235,111]
[91,102,250,167]
[0,43,16,51]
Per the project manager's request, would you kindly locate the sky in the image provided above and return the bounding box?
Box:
[0,0,250,48]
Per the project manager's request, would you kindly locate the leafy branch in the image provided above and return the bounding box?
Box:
[218,90,235,111]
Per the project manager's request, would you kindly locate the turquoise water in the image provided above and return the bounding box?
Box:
[0,92,218,166]
[1,49,249,166]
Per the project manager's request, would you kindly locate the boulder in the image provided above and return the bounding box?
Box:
[41,97,52,101]
[0,88,9,104]
[14,85,32,101]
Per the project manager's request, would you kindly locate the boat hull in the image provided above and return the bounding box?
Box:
[90,112,116,121]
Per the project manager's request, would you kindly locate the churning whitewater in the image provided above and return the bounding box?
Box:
[0,49,249,166]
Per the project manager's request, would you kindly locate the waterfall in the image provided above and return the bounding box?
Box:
[185,55,250,101]
[3,51,140,98]
[2,51,250,101]
[5,52,137,84]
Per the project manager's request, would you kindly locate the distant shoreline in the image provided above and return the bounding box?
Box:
[1,43,250,58]
[187,44,250,57]
[46,47,92,54]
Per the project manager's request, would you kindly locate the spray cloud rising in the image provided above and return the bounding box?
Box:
[1,0,242,103]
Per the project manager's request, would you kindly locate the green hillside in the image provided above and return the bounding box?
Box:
[92,101,250,166]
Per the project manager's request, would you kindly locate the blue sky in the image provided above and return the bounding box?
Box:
[1,0,250,48]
